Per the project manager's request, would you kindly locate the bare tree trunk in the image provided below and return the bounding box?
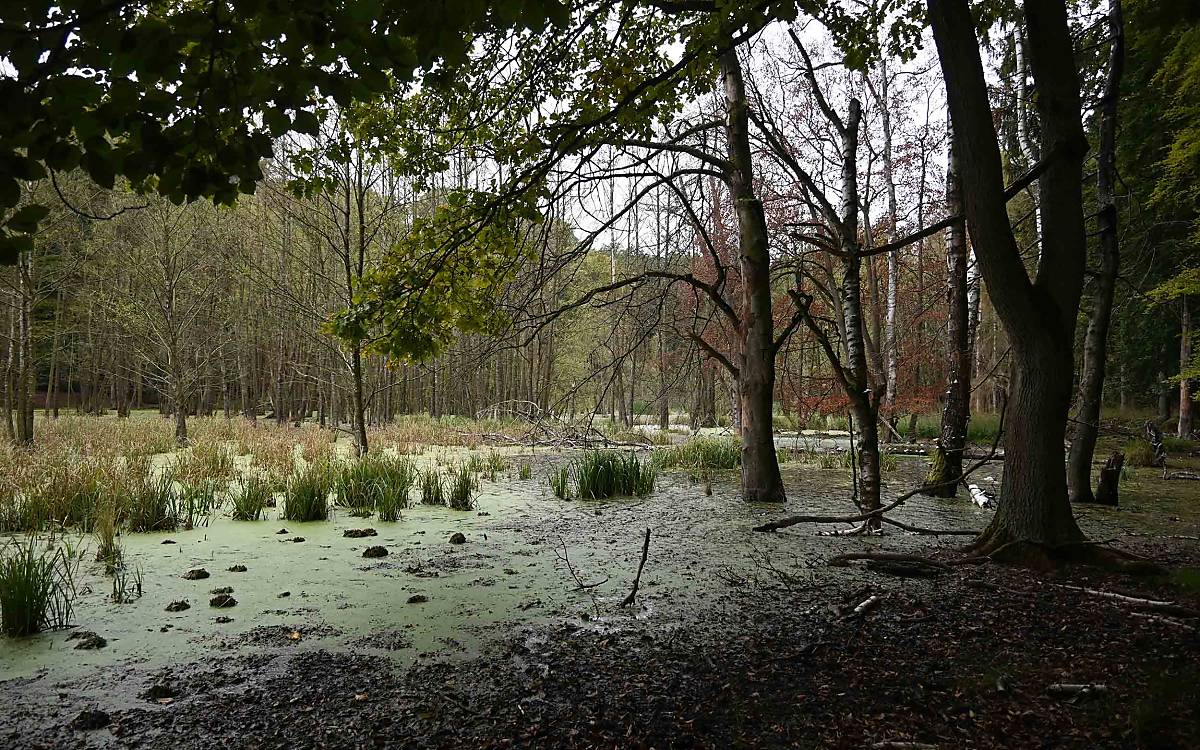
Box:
[1180,296,1194,439]
[722,47,784,502]
[3,292,15,441]
[350,347,369,455]
[924,120,971,498]
[15,251,34,445]
[1068,0,1124,503]
[45,289,62,420]
[658,331,669,430]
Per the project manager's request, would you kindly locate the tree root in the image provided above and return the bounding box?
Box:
[962,530,1165,574]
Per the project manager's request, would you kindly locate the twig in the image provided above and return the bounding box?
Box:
[555,536,602,613]
[621,528,651,608]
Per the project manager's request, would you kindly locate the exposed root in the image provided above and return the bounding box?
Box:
[962,530,1165,574]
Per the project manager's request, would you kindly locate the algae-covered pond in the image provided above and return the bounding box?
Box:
[1,447,1000,689]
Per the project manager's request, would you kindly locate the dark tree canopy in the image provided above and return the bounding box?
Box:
[0,0,567,260]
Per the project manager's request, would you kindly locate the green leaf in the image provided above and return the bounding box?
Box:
[6,204,50,234]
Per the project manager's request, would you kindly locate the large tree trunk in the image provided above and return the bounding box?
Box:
[1068,0,1124,504]
[924,120,971,498]
[722,48,784,503]
[929,0,1088,554]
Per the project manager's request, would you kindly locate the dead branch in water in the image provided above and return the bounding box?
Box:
[621,528,652,608]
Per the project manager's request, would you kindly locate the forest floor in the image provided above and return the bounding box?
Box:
[1,439,1198,749]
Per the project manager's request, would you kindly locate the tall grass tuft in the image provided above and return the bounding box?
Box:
[482,451,507,481]
[232,476,277,521]
[178,480,221,529]
[283,462,333,522]
[125,474,179,532]
[518,462,532,481]
[420,469,445,506]
[572,451,656,499]
[335,453,417,520]
[173,442,235,483]
[94,496,121,572]
[655,438,741,471]
[549,466,570,499]
[0,538,76,637]
[446,463,477,510]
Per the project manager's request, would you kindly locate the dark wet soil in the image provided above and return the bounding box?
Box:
[4,547,1198,749]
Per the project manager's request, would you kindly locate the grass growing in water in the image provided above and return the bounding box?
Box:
[549,466,570,499]
[518,462,532,480]
[0,538,76,637]
[654,437,740,471]
[232,476,276,521]
[336,454,417,520]
[570,451,656,499]
[283,463,333,522]
[93,496,121,572]
[446,463,477,510]
[178,480,221,529]
[420,469,445,506]
[125,474,179,532]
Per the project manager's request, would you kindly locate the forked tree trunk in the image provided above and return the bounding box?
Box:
[721,48,784,503]
[930,0,1089,555]
[924,121,971,498]
[1068,0,1124,504]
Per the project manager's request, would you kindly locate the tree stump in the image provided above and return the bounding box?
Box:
[1094,451,1123,506]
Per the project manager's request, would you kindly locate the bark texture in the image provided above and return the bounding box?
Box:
[929,0,1089,553]
[722,48,785,503]
[1068,0,1124,504]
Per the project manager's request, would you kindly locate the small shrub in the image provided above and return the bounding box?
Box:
[1163,436,1198,454]
[0,538,76,637]
[447,464,477,511]
[420,469,445,506]
[283,463,333,522]
[232,476,276,521]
